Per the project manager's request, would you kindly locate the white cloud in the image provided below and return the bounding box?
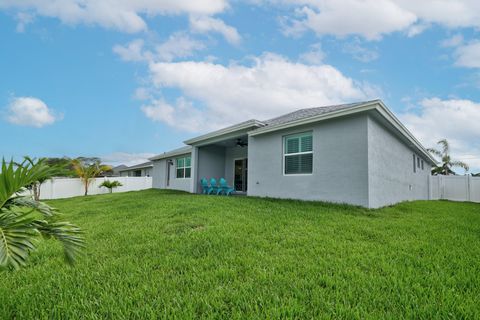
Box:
[5,97,60,128]
[113,39,151,62]
[189,15,241,45]
[406,22,429,38]
[400,98,480,172]
[0,0,228,33]
[133,87,152,100]
[101,152,156,166]
[454,41,480,68]
[141,97,207,132]
[343,40,379,62]
[143,53,377,132]
[156,32,206,61]
[299,43,325,64]
[278,0,480,40]
[440,34,464,48]
[15,12,34,32]
[113,33,205,63]
[282,0,417,40]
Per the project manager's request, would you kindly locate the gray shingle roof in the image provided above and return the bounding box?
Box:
[263,100,378,127]
[118,161,153,171]
[149,146,193,161]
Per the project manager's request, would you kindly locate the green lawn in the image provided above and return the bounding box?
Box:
[1,190,479,319]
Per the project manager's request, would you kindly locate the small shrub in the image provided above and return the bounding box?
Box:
[99,180,123,193]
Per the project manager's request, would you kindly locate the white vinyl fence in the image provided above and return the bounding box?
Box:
[30,176,152,200]
[429,175,480,203]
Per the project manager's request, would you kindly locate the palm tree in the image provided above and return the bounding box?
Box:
[427,139,469,175]
[22,157,69,201]
[99,180,123,193]
[0,158,84,270]
[72,158,111,196]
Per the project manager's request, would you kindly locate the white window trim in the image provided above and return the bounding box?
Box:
[176,156,192,179]
[283,132,314,176]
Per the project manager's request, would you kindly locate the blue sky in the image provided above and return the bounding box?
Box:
[1,1,479,171]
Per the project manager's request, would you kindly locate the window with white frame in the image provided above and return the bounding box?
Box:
[284,132,313,175]
[176,156,191,178]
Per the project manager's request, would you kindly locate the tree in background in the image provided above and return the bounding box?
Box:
[44,157,76,176]
[72,158,112,196]
[0,158,84,270]
[428,139,469,175]
[99,180,123,193]
[22,157,70,201]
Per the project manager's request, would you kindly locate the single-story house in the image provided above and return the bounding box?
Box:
[118,161,153,177]
[111,165,128,176]
[149,100,436,208]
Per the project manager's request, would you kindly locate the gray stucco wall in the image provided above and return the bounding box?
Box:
[248,114,369,207]
[224,145,248,185]
[197,146,226,192]
[151,153,191,192]
[367,115,431,208]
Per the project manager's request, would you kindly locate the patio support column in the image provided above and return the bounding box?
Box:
[190,146,199,193]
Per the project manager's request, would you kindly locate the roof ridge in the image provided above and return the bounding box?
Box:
[263,100,379,126]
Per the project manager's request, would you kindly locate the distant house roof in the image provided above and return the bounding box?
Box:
[149,146,193,161]
[118,161,153,172]
[112,164,128,171]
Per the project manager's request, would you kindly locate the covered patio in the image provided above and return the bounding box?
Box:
[187,120,265,194]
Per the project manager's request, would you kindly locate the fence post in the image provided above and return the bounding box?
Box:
[50,178,55,200]
[467,175,472,202]
[439,175,444,199]
[428,175,431,200]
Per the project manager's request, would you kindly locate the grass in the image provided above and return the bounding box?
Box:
[1,189,479,319]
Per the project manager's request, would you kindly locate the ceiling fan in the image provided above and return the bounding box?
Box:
[236,138,248,147]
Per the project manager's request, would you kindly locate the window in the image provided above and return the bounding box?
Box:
[413,154,416,173]
[176,156,191,178]
[417,156,421,168]
[421,160,424,170]
[284,132,313,175]
[133,170,142,177]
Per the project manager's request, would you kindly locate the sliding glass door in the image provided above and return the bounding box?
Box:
[234,158,248,192]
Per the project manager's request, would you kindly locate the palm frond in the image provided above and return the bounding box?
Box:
[0,157,85,269]
[450,160,469,172]
[437,139,450,155]
[427,148,442,158]
[9,196,56,217]
[0,158,59,207]
[34,220,85,265]
[0,210,39,270]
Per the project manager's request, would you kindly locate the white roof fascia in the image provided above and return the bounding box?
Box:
[184,120,265,146]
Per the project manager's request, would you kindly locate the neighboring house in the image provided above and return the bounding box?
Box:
[111,165,128,176]
[118,161,153,177]
[149,100,436,208]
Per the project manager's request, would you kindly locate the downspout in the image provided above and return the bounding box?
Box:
[167,160,173,187]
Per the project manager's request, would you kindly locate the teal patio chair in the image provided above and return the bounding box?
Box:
[200,178,211,194]
[209,178,221,195]
[219,178,235,196]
